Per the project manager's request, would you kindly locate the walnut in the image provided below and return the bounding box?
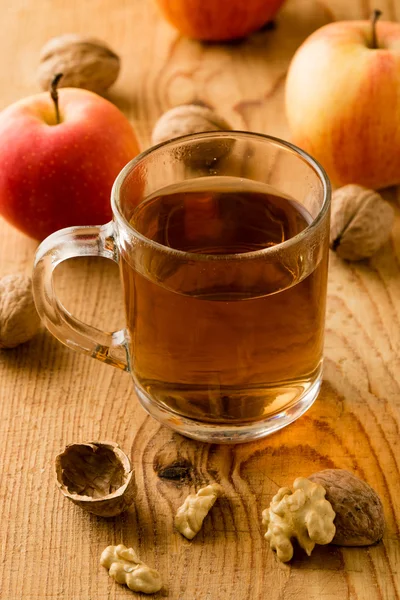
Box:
[100,544,162,594]
[330,184,394,261]
[309,469,385,546]
[262,477,336,562]
[175,483,223,539]
[151,104,231,146]
[0,274,41,348]
[151,104,233,167]
[55,441,135,517]
[38,34,120,94]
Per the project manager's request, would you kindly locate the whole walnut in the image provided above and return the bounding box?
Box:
[0,274,41,348]
[309,469,385,546]
[151,104,233,168]
[330,185,394,261]
[151,104,231,146]
[38,34,120,94]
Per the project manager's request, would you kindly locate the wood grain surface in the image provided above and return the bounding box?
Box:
[1,0,400,598]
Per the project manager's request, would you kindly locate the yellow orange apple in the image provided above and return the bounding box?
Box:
[0,86,139,240]
[155,0,286,41]
[285,12,400,189]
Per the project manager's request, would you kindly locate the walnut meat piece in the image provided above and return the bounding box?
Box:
[55,441,135,517]
[0,274,41,348]
[309,469,385,546]
[330,185,394,261]
[100,544,162,594]
[262,477,336,562]
[175,483,223,539]
[38,34,120,94]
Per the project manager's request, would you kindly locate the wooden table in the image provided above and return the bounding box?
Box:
[1,0,400,598]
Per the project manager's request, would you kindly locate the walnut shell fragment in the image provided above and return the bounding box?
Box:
[309,469,385,546]
[55,441,135,517]
[0,274,41,348]
[330,185,394,261]
[38,34,120,94]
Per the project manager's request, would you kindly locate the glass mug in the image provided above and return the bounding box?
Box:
[33,132,330,443]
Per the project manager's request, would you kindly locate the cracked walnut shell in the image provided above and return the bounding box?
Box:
[309,469,385,546]
[55,441,135,517]
[0,274,41,348]
[262,477,336,562]
[38,34,120,94]
[330,184,394,261]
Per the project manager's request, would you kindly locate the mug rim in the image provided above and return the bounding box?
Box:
[111,130,331,261]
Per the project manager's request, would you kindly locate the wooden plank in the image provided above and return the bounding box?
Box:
[0,0,399,598]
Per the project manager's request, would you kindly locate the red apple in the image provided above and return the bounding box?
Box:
[0,85,140,240]
[285,11,400,189]
[155,0,286,41]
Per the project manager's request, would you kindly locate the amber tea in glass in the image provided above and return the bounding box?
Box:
[33,132,331,443]
[121,176,328,425]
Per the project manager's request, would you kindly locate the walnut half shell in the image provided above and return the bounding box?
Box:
[55,441,135,517]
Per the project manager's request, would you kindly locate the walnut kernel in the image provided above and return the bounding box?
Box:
[175,483,223,539]
[100,544,162,594]
[262,477,336,562]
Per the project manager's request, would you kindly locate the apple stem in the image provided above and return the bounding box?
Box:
[50,73,63,124]
[371,9,382,49]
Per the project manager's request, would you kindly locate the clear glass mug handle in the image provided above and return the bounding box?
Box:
[32,221,129,371]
